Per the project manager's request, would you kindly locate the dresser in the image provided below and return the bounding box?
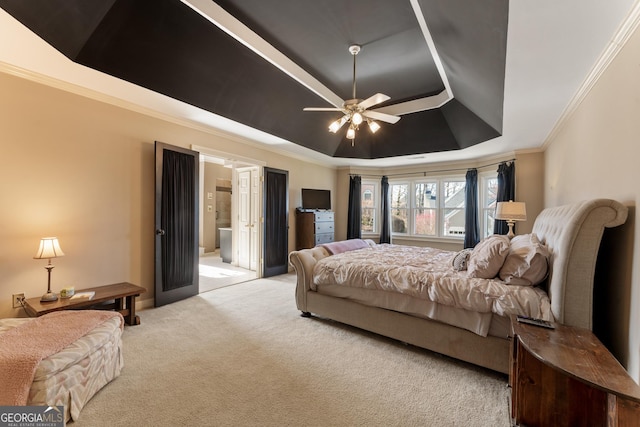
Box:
[295,209,334,250]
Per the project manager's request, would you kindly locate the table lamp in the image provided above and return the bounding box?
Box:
[495,201,527,239]
[34,237,65,302]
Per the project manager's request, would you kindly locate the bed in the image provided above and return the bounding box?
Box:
[289,199,628,374]
[0,312,123,422]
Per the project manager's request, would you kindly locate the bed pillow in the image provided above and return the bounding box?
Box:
[467,235,510,279]
[499,233,550,286]
[451,249,473,271]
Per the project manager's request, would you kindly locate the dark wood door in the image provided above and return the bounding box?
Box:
[263,167,289,277]
[154,141,199,307]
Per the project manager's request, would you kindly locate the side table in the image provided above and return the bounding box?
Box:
[509,315,640,426]
[24,282,146,325]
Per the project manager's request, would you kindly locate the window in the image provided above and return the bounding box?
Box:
[413,182,437,235]
[480,174,498,237]
[389,177,466,239]
[359,171,498,240]
[443,180,466,236]
[390,182,409,234]
[361,180,378,234]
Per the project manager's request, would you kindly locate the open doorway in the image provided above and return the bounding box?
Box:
[196,147,262,293]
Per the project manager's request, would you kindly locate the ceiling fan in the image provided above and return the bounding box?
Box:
[303,45,401,143]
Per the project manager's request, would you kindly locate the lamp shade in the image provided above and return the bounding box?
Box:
[495,201,527,221]
[34,237,65,259]
[368,120,381,133]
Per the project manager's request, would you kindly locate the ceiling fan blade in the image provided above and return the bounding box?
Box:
[363,110,401,124]
[303,107,343,112]
[358,93,391,110]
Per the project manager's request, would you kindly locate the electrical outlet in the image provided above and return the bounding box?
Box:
[12,293,25,308]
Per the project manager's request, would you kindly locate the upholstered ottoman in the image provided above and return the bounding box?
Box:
[0,311,124,421]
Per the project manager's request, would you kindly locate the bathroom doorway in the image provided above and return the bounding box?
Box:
[197,149,261,293]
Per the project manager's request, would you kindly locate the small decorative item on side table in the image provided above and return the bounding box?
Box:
[60,286,75,298]
[515,314,555,329]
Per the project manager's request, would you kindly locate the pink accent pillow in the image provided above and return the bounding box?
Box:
[467,235,510,279]
[499,233,549,286]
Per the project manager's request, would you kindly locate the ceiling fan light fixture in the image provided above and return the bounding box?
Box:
[304,44,400,145]
[351,111,363,125]
[329,116,347,133]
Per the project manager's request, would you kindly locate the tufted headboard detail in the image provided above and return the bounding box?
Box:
[532,199,628,329]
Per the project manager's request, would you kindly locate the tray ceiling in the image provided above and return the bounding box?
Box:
[0,0,508,160]
[0,0,636,166]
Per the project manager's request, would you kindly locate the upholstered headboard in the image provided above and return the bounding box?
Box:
[532,199,628,329]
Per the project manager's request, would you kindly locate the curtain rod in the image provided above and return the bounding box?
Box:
[350,158,515,179]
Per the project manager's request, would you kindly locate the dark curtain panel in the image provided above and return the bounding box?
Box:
[264,170,288,275]
[495,161,516,235]
[464,169,480,248]
[161,149,195,291]
[347,175,362,239]
[380,176,391,244]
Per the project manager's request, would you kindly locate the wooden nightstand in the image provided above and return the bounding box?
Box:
[509,315,640,426]
[24,282,146,325]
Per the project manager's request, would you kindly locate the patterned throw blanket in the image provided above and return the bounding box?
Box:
[0,310,123,405]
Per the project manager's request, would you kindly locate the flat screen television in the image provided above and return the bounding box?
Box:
[301,188,331,210]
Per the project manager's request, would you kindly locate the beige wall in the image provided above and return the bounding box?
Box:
[334,168,351,241]
[0,72,336,318]
[514,151,545,235]
[544,21,640,382]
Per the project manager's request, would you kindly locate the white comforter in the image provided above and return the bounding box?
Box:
[312,244,553,321]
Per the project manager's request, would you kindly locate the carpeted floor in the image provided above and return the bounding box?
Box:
[72,273,511,426]
[199,251,257,293]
